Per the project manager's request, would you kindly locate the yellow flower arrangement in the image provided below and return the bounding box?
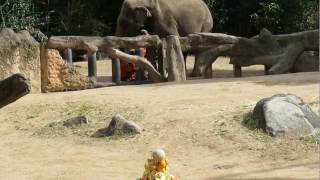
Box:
[138,149,178,180]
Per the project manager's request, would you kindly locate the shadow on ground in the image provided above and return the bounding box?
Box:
[206,161,319,180]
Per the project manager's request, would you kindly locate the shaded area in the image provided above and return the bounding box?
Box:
[207,161,319,179]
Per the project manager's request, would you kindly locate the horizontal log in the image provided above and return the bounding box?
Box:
[195,29,319,76]
[0,74,30,109]
[180,33,240,51]
[275,30,319,51]
[47,35,162,53]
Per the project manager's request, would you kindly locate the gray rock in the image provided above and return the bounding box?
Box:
[253,94,320,137]
[47,116,88,128]
[63,116,88,127]
[92,114,142,137]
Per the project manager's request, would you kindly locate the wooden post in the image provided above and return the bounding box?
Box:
[166,35,187,82]
[88,52,97,77]
[233,64,242,77]
[112,58,121,84]
[161,38,168,78]
[65,48,73,64]
[264,65,270,75]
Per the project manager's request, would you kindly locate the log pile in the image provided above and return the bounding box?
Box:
[47,29,319,83]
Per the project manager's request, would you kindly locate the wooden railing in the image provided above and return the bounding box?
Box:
[46,29,319,84]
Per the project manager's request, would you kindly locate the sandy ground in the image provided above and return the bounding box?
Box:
[0,58,319,180]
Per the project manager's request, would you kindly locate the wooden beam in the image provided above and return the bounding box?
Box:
[47,35,162,53]
[88,52,97,78]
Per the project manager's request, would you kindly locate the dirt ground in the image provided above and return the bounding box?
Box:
[0,57,319,180]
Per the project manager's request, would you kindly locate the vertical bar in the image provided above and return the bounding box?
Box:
[135,49,145,84]
[88,52,97,77]
[162,38,168,77]
[65,48,73,64]
[233,64,242,77]
[158,47,164,75]
[112,58,121,84]
[147,47,157,69]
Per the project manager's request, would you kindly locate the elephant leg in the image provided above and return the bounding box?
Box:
[191,52,213,78]
[190,53,202,77]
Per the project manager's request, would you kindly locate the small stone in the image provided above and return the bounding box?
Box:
[47,116,88,128]
[92,114,142,137]
[218,121,225,126]
[63,116,88,127]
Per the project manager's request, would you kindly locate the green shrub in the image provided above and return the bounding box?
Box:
[0,0,38,31]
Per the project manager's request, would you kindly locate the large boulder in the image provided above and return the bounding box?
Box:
[92,114,142,137]
[40,47,93,92]
[253,94,320,137]
[0,28,41,93]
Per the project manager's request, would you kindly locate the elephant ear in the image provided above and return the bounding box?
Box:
[134,6,152,27]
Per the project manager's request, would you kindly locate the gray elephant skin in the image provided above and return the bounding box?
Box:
[115,0,213,76]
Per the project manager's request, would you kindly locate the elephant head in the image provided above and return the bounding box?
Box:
[115,1,152,37]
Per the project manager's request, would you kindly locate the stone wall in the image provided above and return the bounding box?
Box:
[40,47,93,92]
[0,28,41,93]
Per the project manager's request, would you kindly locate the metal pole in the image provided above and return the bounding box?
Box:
[65,48,73,64]
[112,58,121,85]
[88,52,97,77]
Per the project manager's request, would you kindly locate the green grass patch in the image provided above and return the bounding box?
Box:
[242,111,257,130]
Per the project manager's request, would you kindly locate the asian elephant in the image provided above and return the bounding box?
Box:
[115,0,213,77]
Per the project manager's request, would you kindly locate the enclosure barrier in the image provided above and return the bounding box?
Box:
[46,28,319,84]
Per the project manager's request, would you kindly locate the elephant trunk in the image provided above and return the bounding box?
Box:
[115,23,123,37]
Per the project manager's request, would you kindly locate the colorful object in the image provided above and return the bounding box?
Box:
[138,149,178,180]
[121,48,147,81]
[120,61,135,81]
